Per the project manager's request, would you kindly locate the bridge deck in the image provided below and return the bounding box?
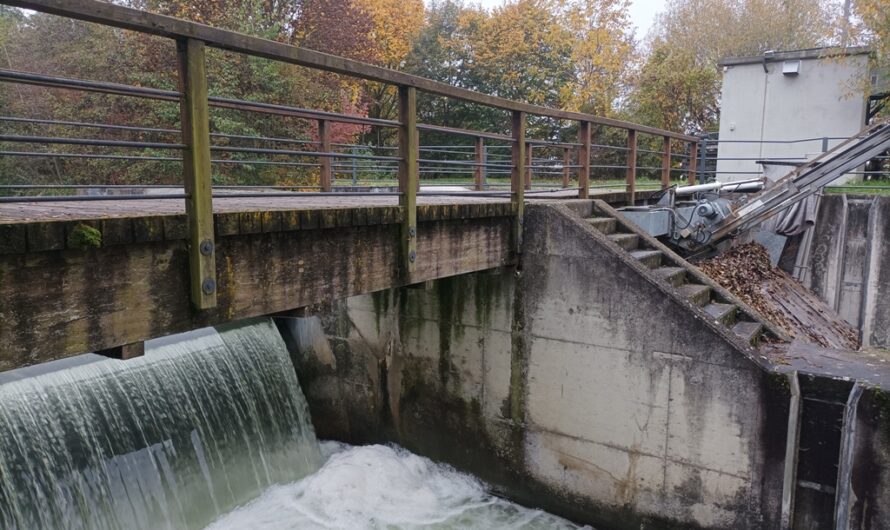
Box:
[0,189,639,367]
[0,189,631,223]
[0,189,635,254]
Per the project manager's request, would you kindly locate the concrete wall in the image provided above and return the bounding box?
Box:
[717,52,869,182]
[849,387,890,528]
[802,194,890,348]
[286,203,791,529]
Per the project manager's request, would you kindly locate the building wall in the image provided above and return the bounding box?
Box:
[717,53,869,182]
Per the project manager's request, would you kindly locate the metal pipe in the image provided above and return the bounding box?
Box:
[674,178,764,196]
[0,135,185,149]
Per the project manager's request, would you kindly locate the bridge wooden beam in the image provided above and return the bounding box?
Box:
[398,86,418,276]
[562,147,570,188]
[511,111,526,250]
[626,129,637,206]
[525,142,532,191]
[662,136,672,190]
[318,119,332,192]
[578,121,591,199]
[688,140,699,186]
[474,136,485,191]
[177,38,216,310]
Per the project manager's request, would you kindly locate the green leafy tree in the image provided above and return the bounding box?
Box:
[628,0,843,134]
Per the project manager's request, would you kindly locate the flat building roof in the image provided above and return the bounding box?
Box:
[719,46,872,67]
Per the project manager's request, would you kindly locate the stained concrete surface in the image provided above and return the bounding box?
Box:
[802,194,890,348]
[284,200,890,529]
[286,202,791,529]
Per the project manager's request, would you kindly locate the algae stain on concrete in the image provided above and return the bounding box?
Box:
[371,289,391,335]
[508,271,528,424]
[472,271,502,330]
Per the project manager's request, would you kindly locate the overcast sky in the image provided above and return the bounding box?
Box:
[626,0,664,39]
[468,0,666,39]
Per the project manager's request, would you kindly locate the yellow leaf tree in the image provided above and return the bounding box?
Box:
[561,0,637,115]
[357,0,425,145]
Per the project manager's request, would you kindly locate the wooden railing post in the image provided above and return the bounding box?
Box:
[578,121,591,199]
[318,119,332,192]
[525,142,532,190]
[511,111,526,249]
[626,129,637,205]
[177,38,216,310]
[661,135,671,190]
[562,146,570,188]
[474,136,485,191]
[688,140,699,185]
[398,85,418,275]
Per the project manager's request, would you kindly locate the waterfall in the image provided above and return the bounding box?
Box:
[0,318,322,530]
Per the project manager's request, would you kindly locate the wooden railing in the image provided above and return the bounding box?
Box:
[1,0,699,311]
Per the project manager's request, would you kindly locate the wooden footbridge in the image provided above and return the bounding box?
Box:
[0,0,698,369]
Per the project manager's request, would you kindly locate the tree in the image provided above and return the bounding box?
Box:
[355,0,425,146]
[628,0,843,133]
[561,0,636,115]
[853,0,889,69]
[628,44,720,132]
[651,0,840,68]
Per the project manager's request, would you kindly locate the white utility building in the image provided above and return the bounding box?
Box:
[716,47,872,183]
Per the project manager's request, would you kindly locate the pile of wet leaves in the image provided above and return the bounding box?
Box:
[698,243,793,332]
[697,242,860,350]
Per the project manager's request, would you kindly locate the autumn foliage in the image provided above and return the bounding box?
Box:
[0,0,881,188]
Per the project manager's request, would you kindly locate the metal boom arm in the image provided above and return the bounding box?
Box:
[709,122,890,243]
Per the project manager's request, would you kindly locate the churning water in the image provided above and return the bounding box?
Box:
[0,319,588,529]
[207,442,589,530]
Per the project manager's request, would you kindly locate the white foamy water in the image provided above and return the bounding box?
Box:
[206,442,592,530]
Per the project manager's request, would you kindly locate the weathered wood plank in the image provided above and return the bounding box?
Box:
[474,136,485,191]
[688,140,699,186]
[626,129,637,206]
[562,147,570,188]
[398,86,419,276]
[661,136,672,190]
[0,225,27,254]
[318,119,332,192]
[511,111,526,250]
[215,213,240,236]
[132,216,165,243]
[177,38,217,309]
[578,121,591,199]
[100,218,133,246]
[525,142,532,191]
[26,222,65,252]
[239,212,262,234]
[0,217,512,369]
[162,215,188,240]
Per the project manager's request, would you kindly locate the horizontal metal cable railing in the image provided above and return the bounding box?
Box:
[700,134,890,181]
